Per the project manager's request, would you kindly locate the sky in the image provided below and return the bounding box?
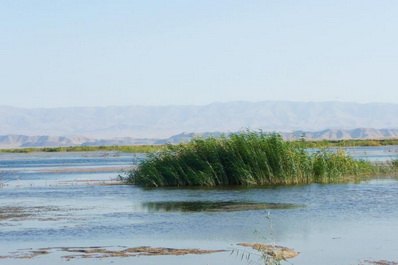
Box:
[1,0,398,108]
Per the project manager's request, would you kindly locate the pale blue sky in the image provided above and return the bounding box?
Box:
[1,0,398,108]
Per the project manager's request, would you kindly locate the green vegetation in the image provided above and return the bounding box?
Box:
[126,132,387,187]
[291,138,398,148]
[0,145,163,153]
[1,138,398,154]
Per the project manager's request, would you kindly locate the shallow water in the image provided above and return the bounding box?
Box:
[1,148,398,265]
[309,145,398,162]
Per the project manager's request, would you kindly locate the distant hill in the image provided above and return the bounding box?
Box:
[157,128,398,144]
[1,101,398,138]
[1,128,398,148]
[288,128,398,140]
[0,135,93,148]
[0,135,157,148]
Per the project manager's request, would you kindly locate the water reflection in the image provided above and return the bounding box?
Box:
[141,201,302,212]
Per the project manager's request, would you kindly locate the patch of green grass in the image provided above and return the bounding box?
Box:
[291,138,398,148]
[127,131,382,187]
[0,145,163,153]
[2,138,398,153]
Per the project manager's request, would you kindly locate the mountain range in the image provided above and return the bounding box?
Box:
[0,101,397,147]
[1,128,398,148]
[1,101,398,139]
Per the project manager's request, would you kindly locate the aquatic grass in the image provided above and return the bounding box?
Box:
[311,149,375,182]
[373,159,398,176]
[391,159,398,169]
[127,131,381,187]
[233,212,299,265]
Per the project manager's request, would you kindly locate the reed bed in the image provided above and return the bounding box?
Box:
[127,132,381,187]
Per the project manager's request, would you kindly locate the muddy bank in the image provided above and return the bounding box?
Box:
[0,205,89,223]
[0,206,59,221]
[36,166,133,173]
[0,246,226,259]
[238,242,299,260]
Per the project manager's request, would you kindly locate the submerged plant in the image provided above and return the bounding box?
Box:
[233,212,299,265]
[0,171,10,188]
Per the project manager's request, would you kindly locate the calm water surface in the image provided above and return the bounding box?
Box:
[0,148,398,265]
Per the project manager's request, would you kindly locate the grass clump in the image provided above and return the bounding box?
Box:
[127,131,380,187]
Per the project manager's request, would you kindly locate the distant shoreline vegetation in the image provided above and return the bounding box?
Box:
[0,145,162,153]
[126,131,397,187]
[2,138,398,153]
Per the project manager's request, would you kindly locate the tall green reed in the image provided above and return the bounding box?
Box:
[127,131,379,187]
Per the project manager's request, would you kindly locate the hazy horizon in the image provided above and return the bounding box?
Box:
[2,99,398,110]
[1,101,397,139]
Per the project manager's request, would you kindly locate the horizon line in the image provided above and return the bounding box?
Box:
[1,100,398,109]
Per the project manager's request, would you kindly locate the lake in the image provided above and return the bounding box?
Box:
[1,147,398,265]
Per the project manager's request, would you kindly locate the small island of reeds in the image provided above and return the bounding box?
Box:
[126,131,391,187]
